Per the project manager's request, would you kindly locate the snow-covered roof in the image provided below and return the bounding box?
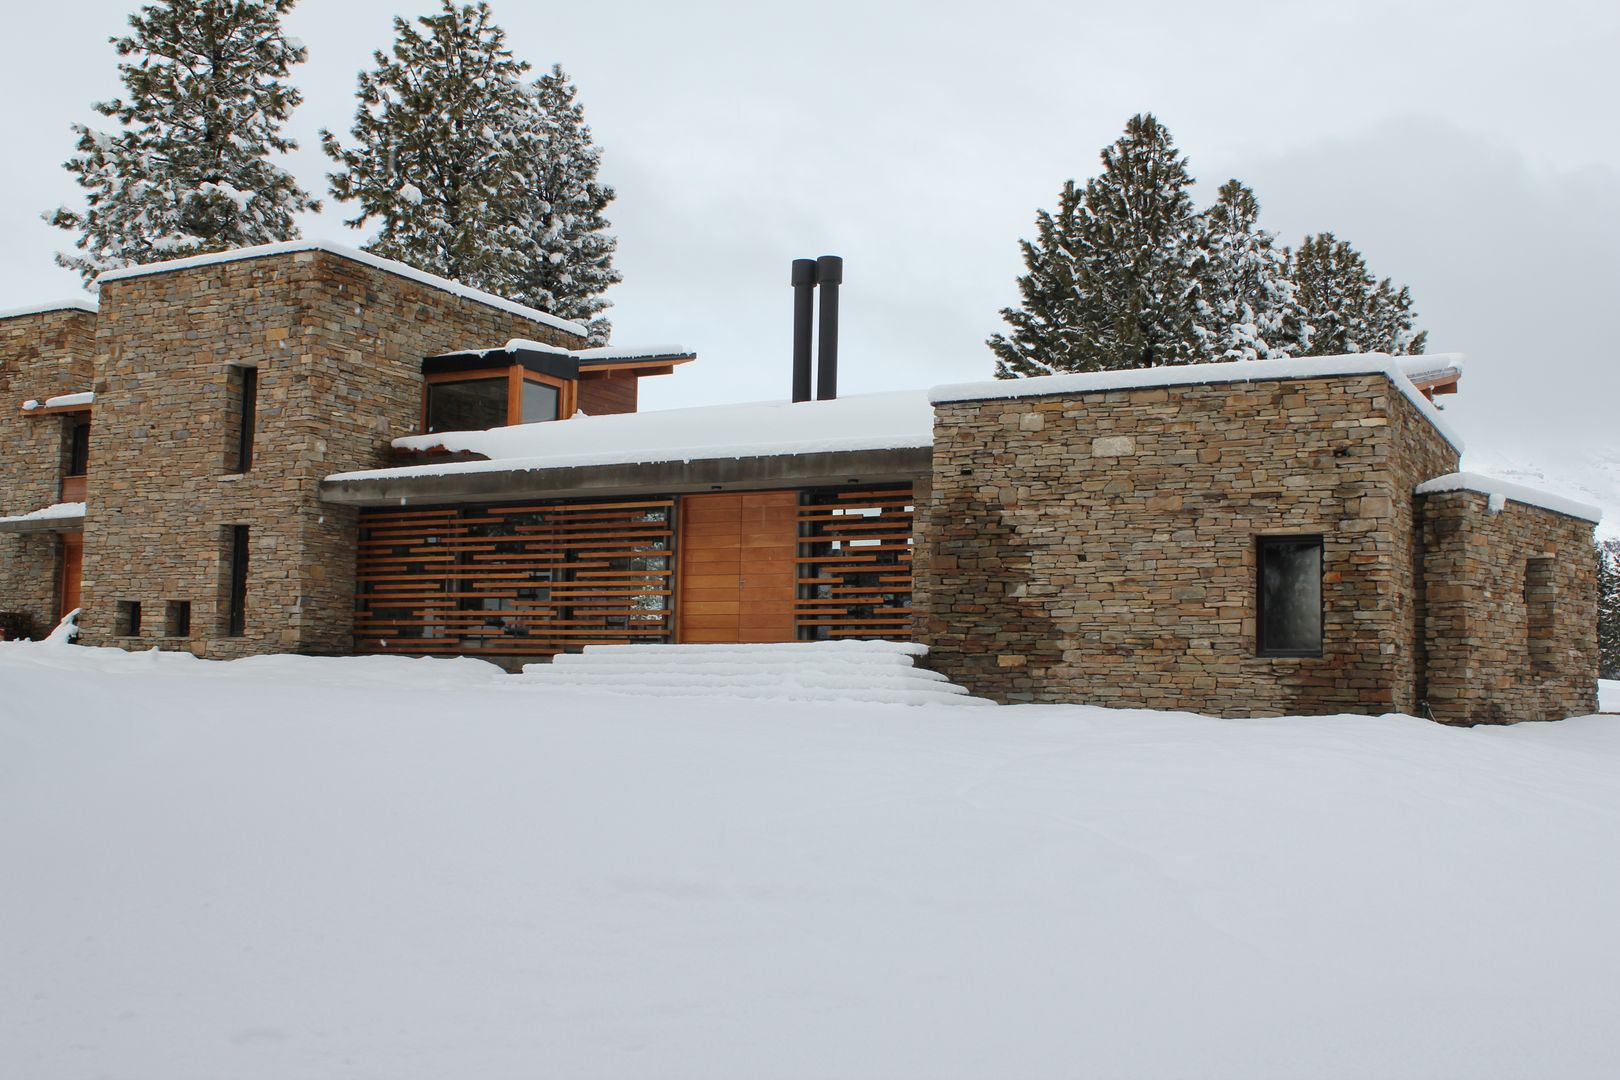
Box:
[0,501,86,530]
[0,298,98,322]
[930,353,1465,453]
[93,240,588,338]
[448,338,694,366]
[328,390,934,483]
[21,392,95,412]
[1414,472,1602,523]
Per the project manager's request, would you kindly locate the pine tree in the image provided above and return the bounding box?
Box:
[323,3,620,341]
[49,0,317,283]
[990,114,1207,376]
[1195,180,1306,361]
[988,181,1087,378]
[1599,539,1620,681]
[502,66,621,343]
[1290,233,1427,356]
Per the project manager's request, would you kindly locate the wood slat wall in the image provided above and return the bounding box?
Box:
[355,498,673,656]
[795,486,915,640]
[676,491,798,643]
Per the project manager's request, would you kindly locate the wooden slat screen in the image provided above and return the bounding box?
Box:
[355,498,674,656]
[795,486,915,640]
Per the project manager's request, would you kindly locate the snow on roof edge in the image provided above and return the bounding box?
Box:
[0,501,87,525]
[1414,472,1602,523]
[0,298,98,321]
[929,354,1466,453]
[92,240,588,338]
[21,392,95,411]
[326,432,933,485]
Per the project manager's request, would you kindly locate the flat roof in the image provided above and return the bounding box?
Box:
[1415,472,1602,523]
[0,298,98,322]
[930,353,1466,453]
[93,240,587,338]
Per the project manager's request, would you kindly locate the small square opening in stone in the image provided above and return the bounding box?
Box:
[116,600,142,638]
[164,600,191,638]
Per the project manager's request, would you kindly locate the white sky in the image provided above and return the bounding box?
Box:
[2,0,1616,462]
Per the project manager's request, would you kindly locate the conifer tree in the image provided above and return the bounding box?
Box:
[990,114,1207,376]
[1291,233,1427,355]
[49,0,317,283]
[988,181,1087,378]
[323,2,620,340]
[1195,180,1306,361]
[503,66,621,343]
[1599,539,1620,681]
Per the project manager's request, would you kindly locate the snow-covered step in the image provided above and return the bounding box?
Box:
[517,640,992,707]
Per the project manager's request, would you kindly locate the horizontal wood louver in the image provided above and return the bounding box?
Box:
[795,486,915,640]
[355,499,674,656]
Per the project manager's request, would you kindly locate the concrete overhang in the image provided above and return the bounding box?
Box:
[318,447,934,508]
[0,512,85,535]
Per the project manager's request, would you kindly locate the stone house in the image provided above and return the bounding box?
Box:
[1,241,1600,723]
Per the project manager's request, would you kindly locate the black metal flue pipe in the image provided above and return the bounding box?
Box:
[814,255,843,401]
[790,258,816,403]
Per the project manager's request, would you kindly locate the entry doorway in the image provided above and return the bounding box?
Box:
[58,531,83,621]
[676,491,798,643]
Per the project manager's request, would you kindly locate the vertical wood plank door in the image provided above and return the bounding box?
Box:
[58,532,83,620]
[677,491,799,643]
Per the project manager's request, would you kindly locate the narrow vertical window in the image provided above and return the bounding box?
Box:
[67,417,91,477]
[116,600,142,638]
[164,600,191,638]
[227,366,257,472]
[1526,557,1555,672]
[1257,535,1324,656]
[225,525,250,637]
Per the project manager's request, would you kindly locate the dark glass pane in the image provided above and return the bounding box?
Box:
[427,378,508,433]
[1260,539,1322,654]
[521,381,560,424]
[68,420,91,476]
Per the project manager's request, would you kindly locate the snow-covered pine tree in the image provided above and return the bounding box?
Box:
[1290,233,1427,355]
[988,180,1087,378]
[1195,180,1307,361]
[990,114,1207,376]
[49,0,317,283]
[323,4,620,340]
[322,1,532,290]
[502,65,621,344]
[1599,539,1620,681]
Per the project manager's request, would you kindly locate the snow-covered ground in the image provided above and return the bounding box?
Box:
[3,643,1619,1080]
[1602,678,1620,712]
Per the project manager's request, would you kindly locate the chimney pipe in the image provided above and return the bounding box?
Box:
[790,258,816,403]
[814,255,842,401]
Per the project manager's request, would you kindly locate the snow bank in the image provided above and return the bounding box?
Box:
[331,390,934,482]
[1601,680,1620,712]
[2,643,1618,1079]
[0,297,97,321]
[1415,471,1602,523]
[0,500,85,526]
[930,352,1466,452]
[93,240,588,338]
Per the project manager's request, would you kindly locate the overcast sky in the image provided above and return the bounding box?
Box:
[3,0,1615,468]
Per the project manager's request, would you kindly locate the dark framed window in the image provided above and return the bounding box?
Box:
[224,526,250,637]
[116,600,142,637]
[426,377,508,433]
[67,417,91,477]
[520,379,561,424]
[164,600,191,638]
[226,366,257,472]
[1257,535,1323,656]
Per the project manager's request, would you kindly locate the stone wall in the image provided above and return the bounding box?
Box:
[0,306,97,636]
[1420,491,1598,723]
[917,373,1460,714]
[78,249,583,658]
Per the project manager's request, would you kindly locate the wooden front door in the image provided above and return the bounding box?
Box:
[58,532,83,620]
[676,491,798,643]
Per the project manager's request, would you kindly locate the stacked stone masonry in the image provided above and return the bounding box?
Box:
[1420,491,1597,723]
[77,250,583,658]
[918,374,1470,715]
[0,307,97,636]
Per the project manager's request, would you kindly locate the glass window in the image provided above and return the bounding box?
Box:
[426,378,508,433]
[521,380,560,424]
[1257,535,1323,656]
